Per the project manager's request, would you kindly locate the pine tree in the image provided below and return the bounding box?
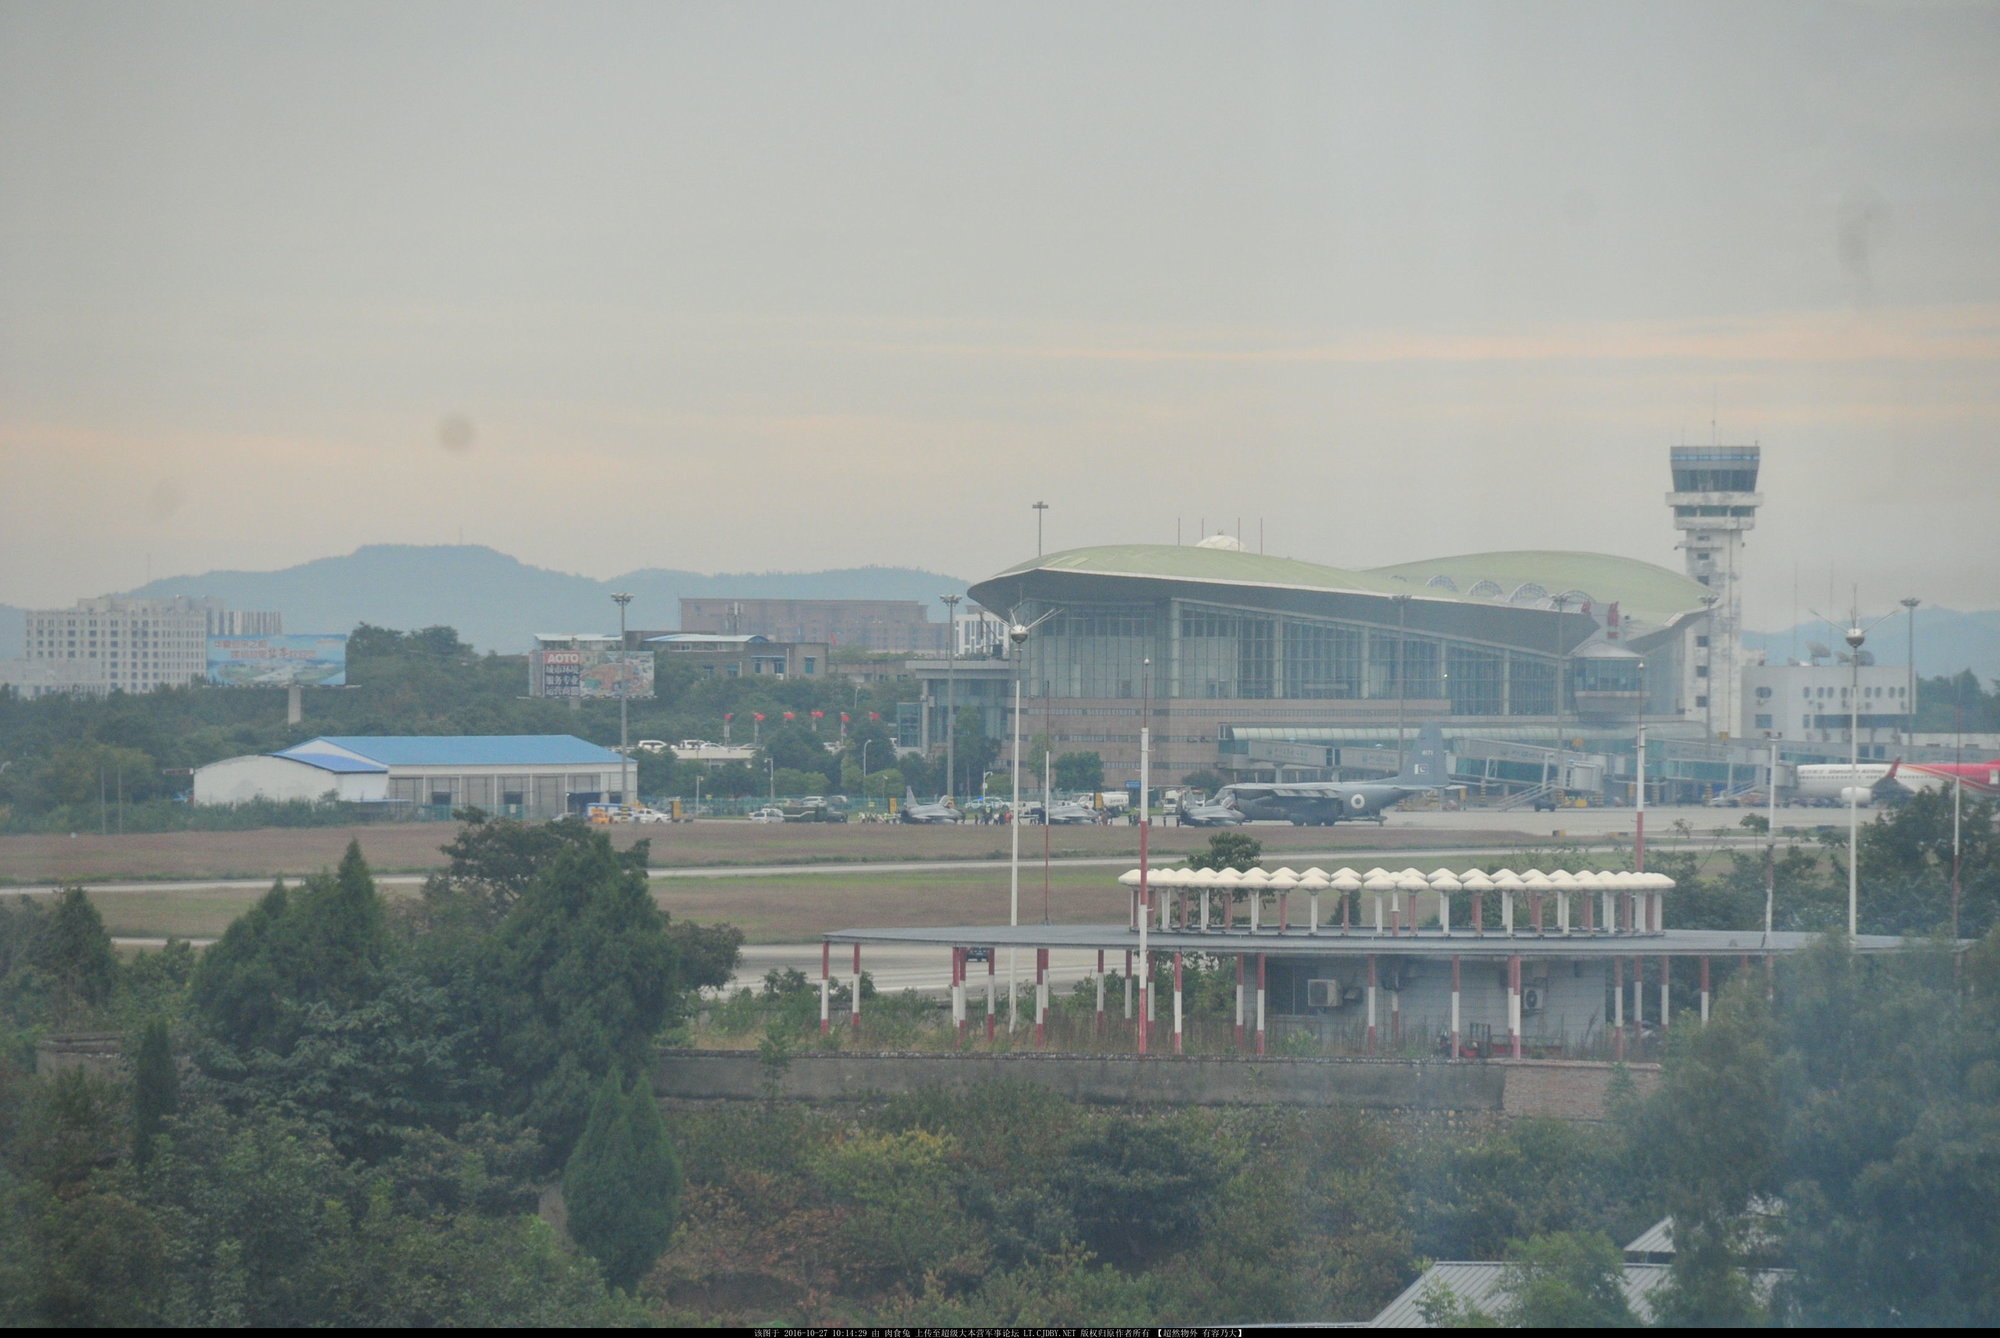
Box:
[131,1017,178,1170]
[34,886,117,1021]
[562,1070,681,1291]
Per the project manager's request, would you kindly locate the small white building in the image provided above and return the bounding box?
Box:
[193,735,633,817]
[193,749,391,806]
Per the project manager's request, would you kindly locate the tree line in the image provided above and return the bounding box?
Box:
[0,815,741,1322]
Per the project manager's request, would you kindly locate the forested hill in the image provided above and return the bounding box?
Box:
[1742,606,2000,684]
[115,544,970,653]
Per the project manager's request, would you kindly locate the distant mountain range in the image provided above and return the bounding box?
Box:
[0,545,973,656]
[3,552,1996,681]
[1742,607,2000,683]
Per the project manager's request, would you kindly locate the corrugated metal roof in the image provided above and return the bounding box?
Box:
[283,736,622,767]
[1625,1217,1675,1255]
[274,750,388,774]
[1371,1261,1672,1327]
[976,545,1710,628]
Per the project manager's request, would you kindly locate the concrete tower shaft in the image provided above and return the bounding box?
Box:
[1667,445,1761,738]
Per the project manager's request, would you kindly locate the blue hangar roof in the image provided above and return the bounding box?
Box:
[275,750,388,775]
[276,735,623,768]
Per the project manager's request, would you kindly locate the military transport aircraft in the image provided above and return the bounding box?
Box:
[1211,724,1450,826]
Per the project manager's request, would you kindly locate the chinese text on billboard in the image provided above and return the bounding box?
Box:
[207,635,349,687]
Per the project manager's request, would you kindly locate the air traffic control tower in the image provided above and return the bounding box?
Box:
[1667,444,1761,737]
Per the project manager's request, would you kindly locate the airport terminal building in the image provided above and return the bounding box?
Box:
[960,542,1716,792]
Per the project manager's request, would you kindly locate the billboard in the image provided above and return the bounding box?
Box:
[531,648,654,700]
[207,634,349,687]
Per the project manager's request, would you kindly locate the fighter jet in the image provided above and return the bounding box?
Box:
[900,788,964,824]
[1039,800,1099,825]
[1213,724,1450,826]
[1178,795,1246,827]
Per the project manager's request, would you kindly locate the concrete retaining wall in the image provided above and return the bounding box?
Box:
[657,1050,1658,1118]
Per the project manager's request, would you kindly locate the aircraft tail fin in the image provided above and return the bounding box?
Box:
[905,786,919,807]
[1397,724,1449,788]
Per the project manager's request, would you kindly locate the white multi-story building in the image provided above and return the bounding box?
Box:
[1742,660,1911,749]
[12,596,281,696]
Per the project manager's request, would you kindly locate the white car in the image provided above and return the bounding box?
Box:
[747,807,786,823]
[630,807,673,824]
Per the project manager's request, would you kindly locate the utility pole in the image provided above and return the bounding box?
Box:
[940,594,961,803]
[1032,501,1049,557]
[611,592,634,802]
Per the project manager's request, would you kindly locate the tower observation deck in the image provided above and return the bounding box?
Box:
[1667,445,1761,737]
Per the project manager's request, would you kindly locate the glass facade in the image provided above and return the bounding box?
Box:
[1016,596,1569,717]
[1669,446,1760,494]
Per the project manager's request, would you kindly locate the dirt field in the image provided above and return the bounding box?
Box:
[77,863,1359,946]
[0,817,1512,886]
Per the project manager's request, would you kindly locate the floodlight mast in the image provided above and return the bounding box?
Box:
[1847,620,1865,938]
[1008,617,1028,1030]
[939,594,961,804]
[1004,605,1058,1031]
[611,592,634,801]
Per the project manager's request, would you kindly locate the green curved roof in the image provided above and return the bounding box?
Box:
[1364,551,1711,627]
[978,544,1709,628]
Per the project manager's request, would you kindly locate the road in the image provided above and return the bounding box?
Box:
[24,804,1764,900]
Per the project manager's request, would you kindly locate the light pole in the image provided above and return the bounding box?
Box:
[1548,594,1569,794]
[611,592,634,802]
[1846,619,1866,938]
[1009,619,1028,1029]
[1901,596,1919,742]
[766,756,775,803]
[1700,594,1719,742]
[940,594,961,802]
[860,739,872,812]
[1393,594,1411,773]
[1032,501,1049,556]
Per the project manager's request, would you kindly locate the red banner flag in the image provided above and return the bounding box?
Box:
[811,710,824,719]
[753,713,765,722]
[868,712,879,721]
[783,712,796,721]
[840,713,850,723]
[724,712,734,721]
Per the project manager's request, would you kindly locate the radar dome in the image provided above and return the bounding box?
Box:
[1195,533,1244,551]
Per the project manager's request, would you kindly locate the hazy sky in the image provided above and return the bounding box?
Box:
[4,0,1998,628]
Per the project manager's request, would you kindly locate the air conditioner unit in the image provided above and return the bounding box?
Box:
[1522,986,1546,1015]
[1306,978,1345,1009]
